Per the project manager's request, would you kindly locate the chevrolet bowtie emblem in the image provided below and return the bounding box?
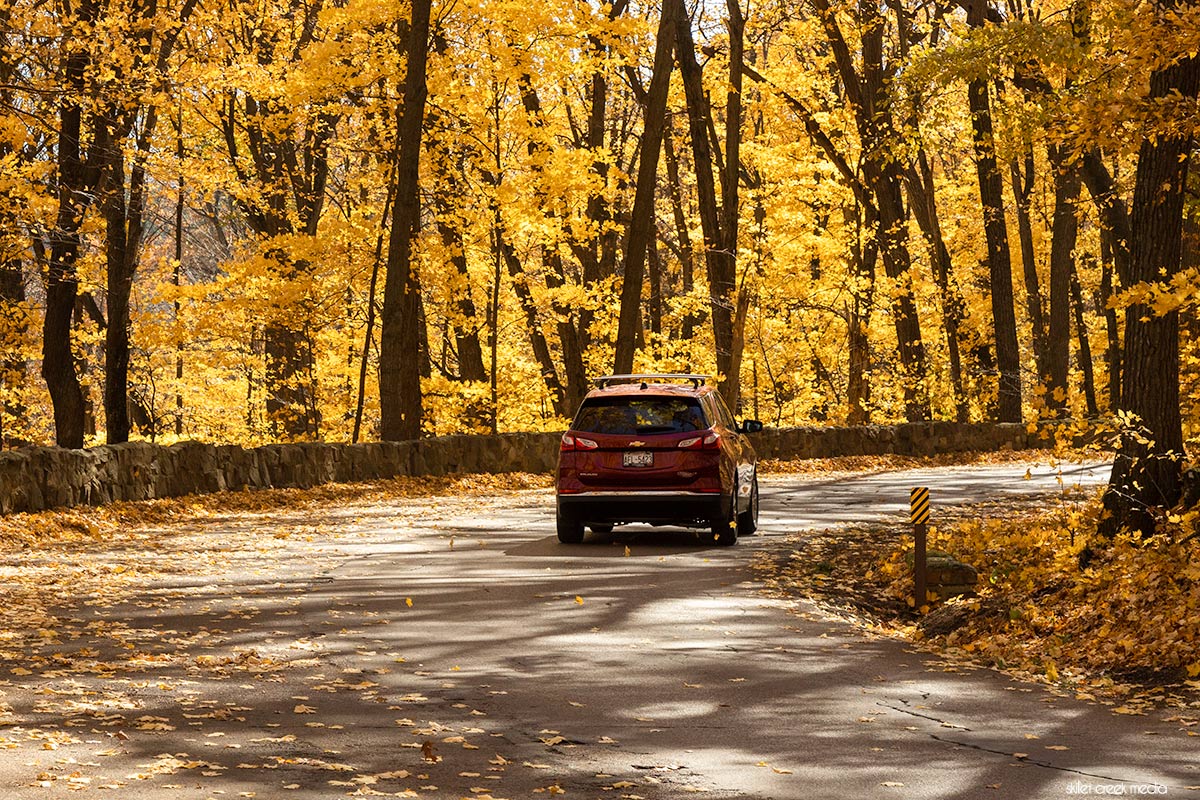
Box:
[629,441,646,447]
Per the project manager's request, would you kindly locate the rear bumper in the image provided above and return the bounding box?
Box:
[557,491,725,526]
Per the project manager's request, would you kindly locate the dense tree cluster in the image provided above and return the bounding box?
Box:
[0,0,1196,530]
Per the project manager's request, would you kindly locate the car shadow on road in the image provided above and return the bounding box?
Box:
[505,526,738,557]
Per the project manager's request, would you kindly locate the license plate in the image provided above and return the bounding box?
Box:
[622,450,653,467]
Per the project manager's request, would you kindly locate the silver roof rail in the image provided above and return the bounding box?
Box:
[593,373,713,389]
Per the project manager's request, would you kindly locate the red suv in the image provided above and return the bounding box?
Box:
[555,374,763,546]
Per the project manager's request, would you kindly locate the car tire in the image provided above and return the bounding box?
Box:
[737,476,759,536]
[589,523,614,534]
[712,493,738,546]
[557,511,585,544]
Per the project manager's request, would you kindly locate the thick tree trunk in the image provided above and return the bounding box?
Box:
[1101,21,1200,535]
[966,73,1022,422]
[613,0,678,375]
[378,0,432,442]
[43,0,102,449]
[99,105,157,445]
[674,2,744,408]
[719,0,745,410]
[101,137,134,444]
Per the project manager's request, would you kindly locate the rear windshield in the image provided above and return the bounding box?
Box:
[571,397,708,435]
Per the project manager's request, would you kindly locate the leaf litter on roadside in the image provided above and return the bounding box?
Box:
[754,459,1200,717]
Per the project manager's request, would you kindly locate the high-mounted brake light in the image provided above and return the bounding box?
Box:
[678,433,720,450]
[561,434,599,451]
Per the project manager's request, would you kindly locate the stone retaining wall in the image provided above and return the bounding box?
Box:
[0,421,1044,515]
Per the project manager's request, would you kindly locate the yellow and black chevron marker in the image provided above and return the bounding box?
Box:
[910,487,931,525]
[911,486,931,609]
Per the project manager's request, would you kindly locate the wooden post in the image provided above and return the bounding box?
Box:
[911,487,931,609]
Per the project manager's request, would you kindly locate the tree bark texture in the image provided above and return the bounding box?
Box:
[966,74,1022,423]
[674,1,744,409]
[1102,15,1200,535]
[613,0,678,375]
[906,152,968,421]
[1046,145,1082,415]
[43,0,103,449]
[379,0,432,442]
[1011,151,1049,381]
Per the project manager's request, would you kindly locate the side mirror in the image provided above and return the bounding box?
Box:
[739,419,764,434]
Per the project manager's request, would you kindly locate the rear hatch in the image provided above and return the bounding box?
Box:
[564,395,719,490]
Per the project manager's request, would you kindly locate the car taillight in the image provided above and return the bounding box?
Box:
[678,433,720,450]
[561,434,598,451]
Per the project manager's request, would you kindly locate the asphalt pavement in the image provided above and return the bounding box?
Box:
[1,460,1197,800]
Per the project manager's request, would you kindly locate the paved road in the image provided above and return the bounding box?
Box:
[1,461,1196,800]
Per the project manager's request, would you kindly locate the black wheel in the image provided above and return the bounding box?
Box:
[557,511,585,544]
[711,492,738,546]
[589,523,614,534]
[737,476,759,536]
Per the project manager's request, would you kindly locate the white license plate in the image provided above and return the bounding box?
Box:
[622,451,653,467]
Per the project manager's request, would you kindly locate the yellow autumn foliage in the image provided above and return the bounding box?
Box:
[880,496,1200,682]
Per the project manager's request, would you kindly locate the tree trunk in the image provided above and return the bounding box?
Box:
[966,71,1022,422]
[1070,256,1099,416]
[719,0,746,408]
[814,0,929,421]
[43,0,102,449]
[846,202,877,425]
[663,117,698,341]
[99,102,158,445]
[378,0,432,442]
[0,257,28,447]
[613,0,678,374]
[1098,231,1121,410]
[437,210,488,384]
[1101,19,1200,535]
[905,152,968,421]
[1046,145,1082,415]
[1080,150,1130,410]
[572,0,628,363]
[101,134,134,444]
[648,238,664,337]
[484,178,570,418]
[1010,150,1049,380]
[674,1,744,407]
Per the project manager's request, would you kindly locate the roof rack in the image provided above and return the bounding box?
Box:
[593,373,713,389]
